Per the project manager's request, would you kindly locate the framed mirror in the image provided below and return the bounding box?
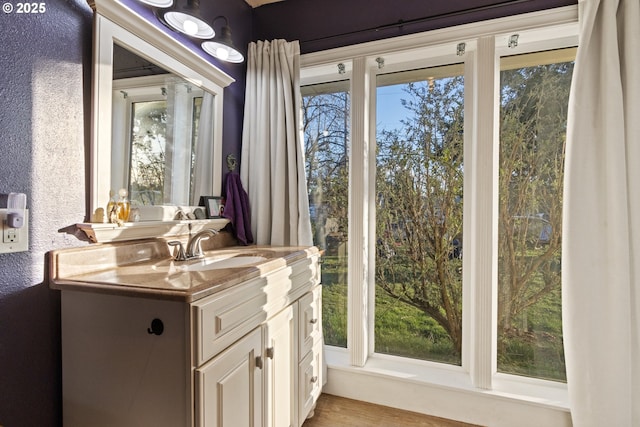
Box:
[84,2,235,240]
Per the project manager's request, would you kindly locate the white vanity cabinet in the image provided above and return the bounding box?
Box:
[192,255,321,427]
[57,251,322,427]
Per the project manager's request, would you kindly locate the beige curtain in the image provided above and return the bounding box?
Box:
[562,0,640,425]
[240,40,313,246]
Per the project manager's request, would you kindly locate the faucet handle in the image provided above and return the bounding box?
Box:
[168,241,187,261]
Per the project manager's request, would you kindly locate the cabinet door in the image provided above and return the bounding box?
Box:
[196,327,263,427]
[264,305,296,427]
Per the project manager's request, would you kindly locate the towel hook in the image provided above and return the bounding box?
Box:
[226,154,237,171]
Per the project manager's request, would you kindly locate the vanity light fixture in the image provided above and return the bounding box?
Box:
[201,16,244,63]
[159,0,215,39]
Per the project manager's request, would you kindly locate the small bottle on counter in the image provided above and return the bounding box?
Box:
[107,190,118,223]
[117,188,130,222]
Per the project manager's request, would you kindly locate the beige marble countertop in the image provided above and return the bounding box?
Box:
[48,239,320,302]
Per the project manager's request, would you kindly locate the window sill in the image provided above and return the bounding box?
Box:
[324,346,569,412]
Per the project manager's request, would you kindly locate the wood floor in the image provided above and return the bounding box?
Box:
[301,394,481,427]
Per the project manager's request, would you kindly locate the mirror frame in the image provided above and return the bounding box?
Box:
[89,0,234,222]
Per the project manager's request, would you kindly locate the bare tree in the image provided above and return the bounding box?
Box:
[376,77,465,354]
[302,90,350,248]
[497,63,572,372]
[129,102,167,205]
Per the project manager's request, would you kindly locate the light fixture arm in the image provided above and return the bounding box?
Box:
[201,15,245,63]
[212,15,230,27]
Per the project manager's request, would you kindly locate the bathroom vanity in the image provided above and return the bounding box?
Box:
[48,239,322,427]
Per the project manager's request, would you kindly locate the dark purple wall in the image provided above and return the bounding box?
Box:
[252,0,577,54]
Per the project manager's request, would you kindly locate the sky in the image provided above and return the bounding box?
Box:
[376,84,409,132]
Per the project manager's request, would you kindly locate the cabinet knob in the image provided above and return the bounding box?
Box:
[309,318,318,324]
[266,347,275,359]
[310,376,318,384]
[255,356,263,369]
[147,318,164,335]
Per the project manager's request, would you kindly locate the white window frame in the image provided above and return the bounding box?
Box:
[112,75,204,205]
[301,6,578,426]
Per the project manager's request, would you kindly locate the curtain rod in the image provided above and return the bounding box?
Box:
[301,0,534,45]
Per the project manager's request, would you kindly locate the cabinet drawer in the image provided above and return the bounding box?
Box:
[298,286,322,357]
[193,276,269,366]
[298,343,322,427]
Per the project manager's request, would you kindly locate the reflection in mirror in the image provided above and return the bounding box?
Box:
[112,45,214,207]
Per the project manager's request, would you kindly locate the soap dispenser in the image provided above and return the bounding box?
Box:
[117,188,130,222]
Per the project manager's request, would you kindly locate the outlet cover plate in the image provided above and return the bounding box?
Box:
[0,208,29,253]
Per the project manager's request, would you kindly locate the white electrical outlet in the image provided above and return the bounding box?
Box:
[0,209,29,253]
[3,225,18,242]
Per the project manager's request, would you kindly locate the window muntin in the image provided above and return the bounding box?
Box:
[374,64,464,365]
[497,48,575,382]
[302,80,350,348]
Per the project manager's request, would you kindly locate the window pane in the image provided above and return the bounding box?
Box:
[129,100,167,206]
[302,81,350,348]
[375,64,464,365]
[497,48,575,381]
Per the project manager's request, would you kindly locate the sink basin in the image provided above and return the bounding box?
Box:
[184,255,268,271]
[147,253,269,275]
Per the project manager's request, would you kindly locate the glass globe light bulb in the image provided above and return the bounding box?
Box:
[182,19,199,36]
[216,46,230,61]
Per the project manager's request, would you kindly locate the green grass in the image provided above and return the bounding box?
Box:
[321,256,348,347]
[320,255,566,381]
[374,290,459,364]
[497,288,566,381]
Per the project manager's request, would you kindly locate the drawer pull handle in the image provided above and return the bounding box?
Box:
[266,347,275,359]
[255,356,263,369]
[310,376,318,384]
[147,318,164,336]
[309,318,318,324]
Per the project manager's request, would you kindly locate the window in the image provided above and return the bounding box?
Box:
[375,64,464,364]
[497,48,575,381]
[302,80,350,348]
[300,7,578,406]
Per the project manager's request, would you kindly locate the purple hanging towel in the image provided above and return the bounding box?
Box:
[222,172,254,245]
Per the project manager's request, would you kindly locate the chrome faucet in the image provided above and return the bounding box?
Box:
[186,228,219,259]
[167,228,219,261]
